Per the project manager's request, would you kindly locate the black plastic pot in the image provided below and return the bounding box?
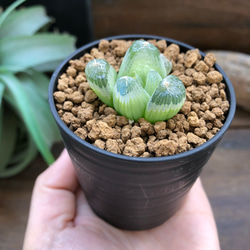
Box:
[49,35,236,230]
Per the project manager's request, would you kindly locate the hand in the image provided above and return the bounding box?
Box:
[23,149,220,250]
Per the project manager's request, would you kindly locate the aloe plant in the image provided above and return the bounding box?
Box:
[86,40,186,123]
[0,0,76,178]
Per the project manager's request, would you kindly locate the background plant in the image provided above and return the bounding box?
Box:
[0,0,76,178]
[86,40,186,124]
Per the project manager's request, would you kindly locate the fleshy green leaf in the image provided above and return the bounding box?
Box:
[145,75,186,123]
[118,40,166,85]
[85,59,117,107]
[113,76,150,121]
[0,6,51,39]
[0,72,54,165]
[134,73,144,87]
[144,69,162,96]
[0,82,5,141]
[0,0,26,28]
[0,33,76,72]
[160,54,172,75]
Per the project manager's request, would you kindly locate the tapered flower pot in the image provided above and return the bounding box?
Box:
[49,35,236,230]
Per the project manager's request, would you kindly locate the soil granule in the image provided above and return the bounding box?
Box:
[54,39,230,157]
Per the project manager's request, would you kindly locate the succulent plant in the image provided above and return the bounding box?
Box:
[85,40,186,124]
[0,0,76,177]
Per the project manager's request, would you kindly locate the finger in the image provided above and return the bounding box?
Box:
[126,178,220,250]
[179,178,214,216]
[26,149,78,232]
[74,188,97,226]
[163,178,220,249]
[40,148,78,192]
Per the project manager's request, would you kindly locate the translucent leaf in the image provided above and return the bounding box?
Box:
[118,40,166,86]
[113,76,150,121]
[0,6,51,39]
[160,54,172,75]
[144,69,162,96]
[145,75,186,123]
[0,33,76,72]
[134,73,144,88]
[85,59,117,107]
[0,72,54,165]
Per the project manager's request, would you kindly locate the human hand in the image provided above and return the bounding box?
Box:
[23,149,220,250]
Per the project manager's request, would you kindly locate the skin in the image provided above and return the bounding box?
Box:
[23,149,220,250]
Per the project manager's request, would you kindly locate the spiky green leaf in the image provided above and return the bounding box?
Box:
[18,72,61,147]
[0,82,5,141]
[0,6,51,38]
[0,72,54,165]
[0,118,37,178]
[0,82,4,107]
[32,60,68,72]
[0,105,18,174]
[20,70,50,99]
[0,33,76,72]
[0,0,26,28]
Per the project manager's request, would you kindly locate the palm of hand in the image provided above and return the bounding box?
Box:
[24,150,219,250]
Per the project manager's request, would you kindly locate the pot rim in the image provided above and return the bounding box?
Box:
[49,34,236,163]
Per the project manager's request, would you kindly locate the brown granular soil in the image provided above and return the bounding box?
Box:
[54,39,230,157]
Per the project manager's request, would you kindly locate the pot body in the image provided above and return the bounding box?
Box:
[49,35,236,230]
